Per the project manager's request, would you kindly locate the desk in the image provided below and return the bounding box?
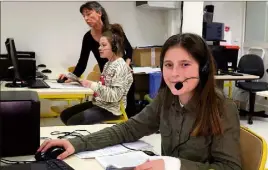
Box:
[1,81,94,117]
[3,124,161,170]
[133,72,259,97]
[214,73,259,89]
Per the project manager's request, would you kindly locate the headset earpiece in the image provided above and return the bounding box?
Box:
[198,37,210,86]
[111,34,118,53]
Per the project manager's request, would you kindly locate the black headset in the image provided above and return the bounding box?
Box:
[198,36,210,87]
[111,34,118,53]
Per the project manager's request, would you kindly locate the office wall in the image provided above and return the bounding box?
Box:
[204,1,245,50]
[1,1,167,74]
[182,2,204,35]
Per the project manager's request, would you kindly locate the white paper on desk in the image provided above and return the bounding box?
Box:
[133,67,161,74]
[75,140,153,159]
[46,82,86,89]
[96,151,149,169]
[97,152,181,170]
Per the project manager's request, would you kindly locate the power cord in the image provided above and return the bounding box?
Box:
[120,143,158,156]
[50,129,91,145]
[50,129,91,139]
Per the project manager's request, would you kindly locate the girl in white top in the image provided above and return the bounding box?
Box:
[60,24,133,125]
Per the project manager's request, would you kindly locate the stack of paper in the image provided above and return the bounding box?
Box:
[96,151,149,169]
[46,82,85,89]
[133,67,161,74]
[96,152,182,170]
[75,140,152,159]
[96,151,181,170]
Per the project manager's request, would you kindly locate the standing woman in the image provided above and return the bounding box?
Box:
[58,1,136,117]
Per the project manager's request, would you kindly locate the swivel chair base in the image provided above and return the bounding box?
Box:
[239,109,268,124]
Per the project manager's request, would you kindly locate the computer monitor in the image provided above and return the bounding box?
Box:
[0,91,40,157]
[5,38,28,87]
[209,45,239,72]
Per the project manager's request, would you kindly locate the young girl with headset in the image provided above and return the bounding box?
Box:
[60,24,133,125]
[38,33,241,170]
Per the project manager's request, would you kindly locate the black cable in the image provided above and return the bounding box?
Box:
[50,129,91,139]
[50,129,91,145]
[40,137,52,140]
[180,1,184,33]
[120,143,158,156]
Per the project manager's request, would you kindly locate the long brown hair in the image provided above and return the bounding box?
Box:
[160,33,224,136]
[102,24,125,57]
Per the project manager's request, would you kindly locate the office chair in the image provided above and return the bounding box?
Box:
[103,100,128,124]
[236,54,268,124]
[240,126,267,170]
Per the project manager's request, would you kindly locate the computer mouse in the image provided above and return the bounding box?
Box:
[41,69,52,74]
[35,146,65,161]
[37,64,46,68]
[57,77,68,83]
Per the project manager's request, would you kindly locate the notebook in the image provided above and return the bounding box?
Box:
[75,140,152,158]
[96,151,149,169]
[96,152,182,170]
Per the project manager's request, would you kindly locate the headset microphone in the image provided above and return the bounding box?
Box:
[174,77,199,90]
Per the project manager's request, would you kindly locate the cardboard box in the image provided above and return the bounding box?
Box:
[133,47,162,67]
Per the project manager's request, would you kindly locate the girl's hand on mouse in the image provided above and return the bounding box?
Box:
[37,139,75,160]
[58,74,72,83]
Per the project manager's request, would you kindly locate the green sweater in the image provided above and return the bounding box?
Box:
[69,87,241,170]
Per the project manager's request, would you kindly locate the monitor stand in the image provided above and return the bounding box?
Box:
[5,79,28,88]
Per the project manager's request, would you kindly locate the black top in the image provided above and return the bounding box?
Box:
[73,30,133,77]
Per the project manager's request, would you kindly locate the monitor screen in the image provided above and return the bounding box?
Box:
[5,38,21,80]
[209,45,239,72]
[0,100,39,157]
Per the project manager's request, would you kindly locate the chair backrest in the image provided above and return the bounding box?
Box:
[93,64,101,73]
[103,100,128,124]
[68,66,75,73]
[87,71,101,81]
[240,126,267,170]
[68,66,84,78]
[247,47,265,60]
[238,54,264,78]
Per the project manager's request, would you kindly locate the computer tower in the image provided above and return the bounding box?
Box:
[0,91,40,157]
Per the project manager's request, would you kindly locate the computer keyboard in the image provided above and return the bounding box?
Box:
[216,70,243,76]
[27,79,50,88]
[36,71,48,79]
[45,159,74,170]
[228,72,243,76]
[1,159,74,170]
